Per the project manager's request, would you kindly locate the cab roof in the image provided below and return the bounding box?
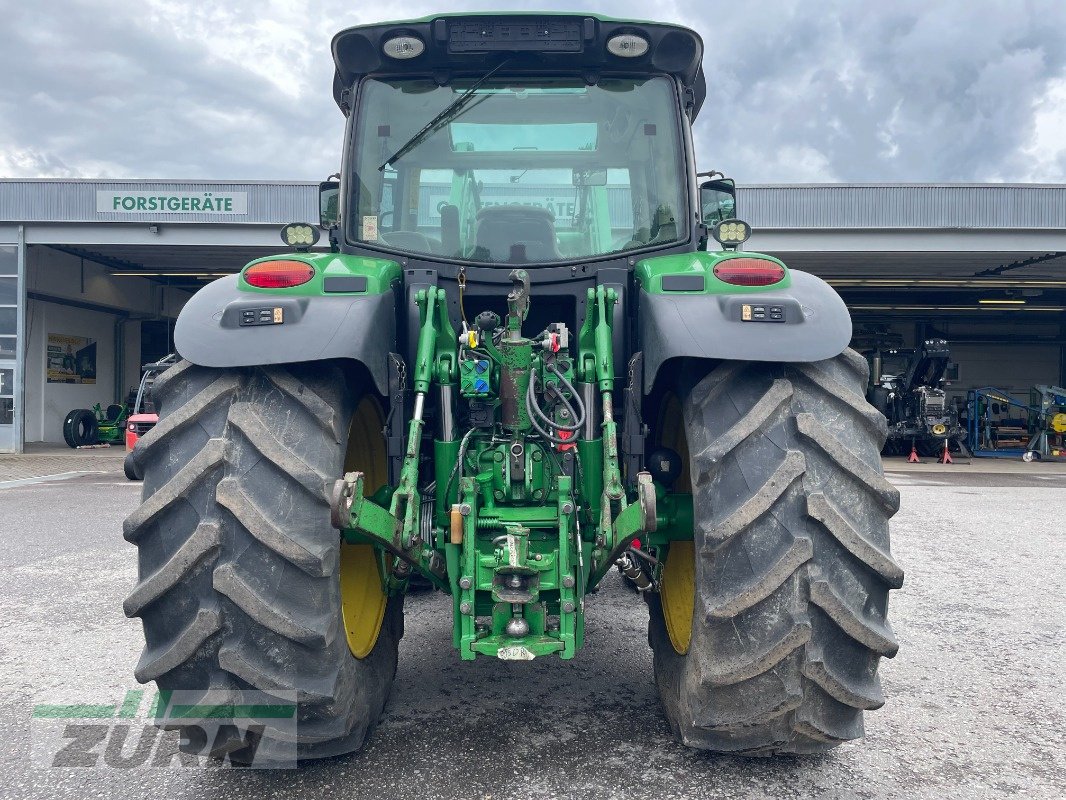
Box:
[331,13,705,119]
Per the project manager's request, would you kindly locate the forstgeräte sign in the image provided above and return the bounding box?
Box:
[96,191,248,214]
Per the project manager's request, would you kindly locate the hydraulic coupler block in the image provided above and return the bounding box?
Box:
[460,357,494,398]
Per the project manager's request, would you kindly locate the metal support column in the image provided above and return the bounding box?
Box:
[14,226,26,453]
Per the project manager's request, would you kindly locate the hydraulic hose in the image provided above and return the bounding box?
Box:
[527,368,586,434]
[443,428,476,506]
[526,382,571,445]
[549,365,586,429]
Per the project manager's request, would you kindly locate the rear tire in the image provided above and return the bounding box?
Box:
[123,453,142,481]
[63,409,98,448]
[124,359,402,762]
[649,350,903,754]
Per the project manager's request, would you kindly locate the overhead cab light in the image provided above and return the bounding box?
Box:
[606,33,649,58]
[977,298,1025,305]
[244,260,315,289]
[383,35,425,59]
[714,258,786,287]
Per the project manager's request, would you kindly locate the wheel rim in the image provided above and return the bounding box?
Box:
[339,394,389,659]
[658,392,695,654]
[661,541,695,655]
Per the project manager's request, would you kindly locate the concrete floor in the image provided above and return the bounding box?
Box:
[0,443,124,486]
[0,458,1063,798]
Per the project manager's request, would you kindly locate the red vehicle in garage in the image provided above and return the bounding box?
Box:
[123,355,176,479]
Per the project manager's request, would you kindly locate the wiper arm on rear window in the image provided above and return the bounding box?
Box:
[377,60,510,171]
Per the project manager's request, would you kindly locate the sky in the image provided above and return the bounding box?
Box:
[2,0,1066,184]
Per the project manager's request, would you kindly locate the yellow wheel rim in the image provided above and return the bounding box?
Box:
[661,541,695,655]
[339,395,389,659]
[931,423,947,435]
[657,392,695,654]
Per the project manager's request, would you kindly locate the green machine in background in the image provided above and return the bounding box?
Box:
[125,13,903,763]
[63,402,128,448]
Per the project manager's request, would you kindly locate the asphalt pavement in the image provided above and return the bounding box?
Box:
[0,458,1063,799]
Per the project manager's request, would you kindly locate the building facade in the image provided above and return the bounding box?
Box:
[1,179,1064,452]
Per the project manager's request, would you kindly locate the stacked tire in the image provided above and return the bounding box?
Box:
[63,409,98,448]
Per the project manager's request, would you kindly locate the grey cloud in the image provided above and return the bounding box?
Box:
[0,0,345,179]
[2,0,1065,182]
[692,0,1066,181]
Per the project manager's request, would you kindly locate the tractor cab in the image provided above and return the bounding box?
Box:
[325,16,710,275]
[340,74,690,265]
[316,15,751,391]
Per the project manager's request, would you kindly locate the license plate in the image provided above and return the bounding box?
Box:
[497,645,535,661]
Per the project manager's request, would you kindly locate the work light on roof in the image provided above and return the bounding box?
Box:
[606,33,649,58]
[383,35,425,59]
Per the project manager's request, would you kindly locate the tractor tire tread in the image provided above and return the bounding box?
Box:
[125,359,400,762]
[128,373,240,468]
[650,349,902,755]
[215,476,335,577]
[124,521,222,617]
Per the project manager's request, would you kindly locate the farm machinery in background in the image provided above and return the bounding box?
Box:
[62,357,175,456]
[866,339,968,457]
[123,355,176,479]
[967,384,1066,461]
[62,402,129,449]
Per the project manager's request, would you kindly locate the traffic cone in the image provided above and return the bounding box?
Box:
[907,441,920,463]
[939,440,953,464]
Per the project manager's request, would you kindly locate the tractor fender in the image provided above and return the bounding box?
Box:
[174,274,395,395]
[639,268,852,394]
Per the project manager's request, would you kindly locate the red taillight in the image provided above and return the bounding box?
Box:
[244,260,315,288]
[713,258,786,287]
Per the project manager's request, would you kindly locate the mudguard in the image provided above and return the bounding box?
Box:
[174,268,397,396]
[637,253,852,393]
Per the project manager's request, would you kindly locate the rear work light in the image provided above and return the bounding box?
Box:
[383,35,425,59]
[713,258,786,287]
[606,34,649,58]
[244,260,315,289]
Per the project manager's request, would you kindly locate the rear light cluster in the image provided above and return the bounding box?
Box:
[244,260,315,289]
[713,258,785,287]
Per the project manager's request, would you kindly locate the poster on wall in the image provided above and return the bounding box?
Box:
[47,333,97,384]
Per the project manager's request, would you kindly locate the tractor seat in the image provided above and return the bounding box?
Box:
[472,205,562,263]
[378,230,441,254]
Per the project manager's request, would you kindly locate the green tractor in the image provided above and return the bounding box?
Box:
[125,13,902,761]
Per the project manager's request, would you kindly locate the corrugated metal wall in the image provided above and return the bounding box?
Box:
[738,184,1066,230]
[3,180,1066,230]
